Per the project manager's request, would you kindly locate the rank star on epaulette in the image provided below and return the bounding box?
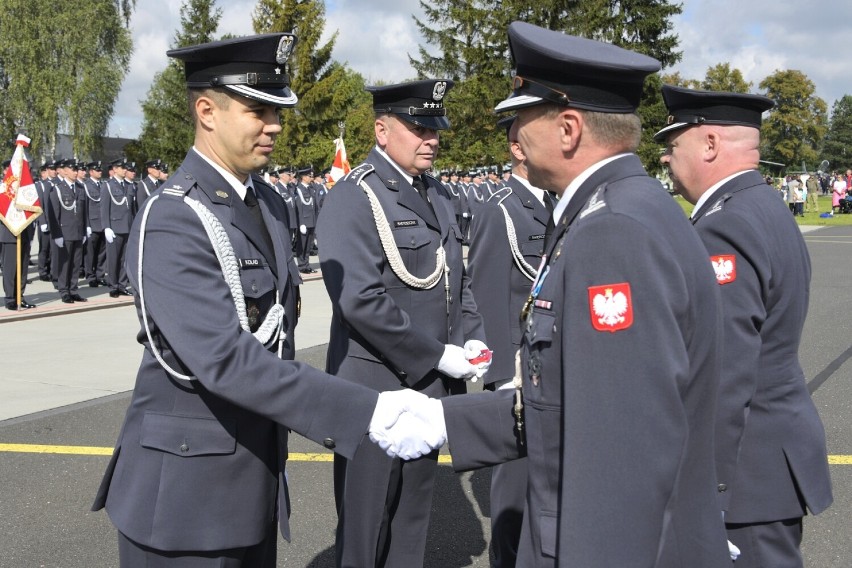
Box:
[710,254,736,284]
[588,282,633,332]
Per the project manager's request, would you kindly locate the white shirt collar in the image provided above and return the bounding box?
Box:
[192,146,254,200]
[552,153,630,224]
[690,170,752,219]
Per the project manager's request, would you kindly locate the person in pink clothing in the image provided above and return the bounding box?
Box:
[832,173,846,213]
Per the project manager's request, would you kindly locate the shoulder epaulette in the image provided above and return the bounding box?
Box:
[704,193,733,218]
[159,172,195,200]
[343,163,374,184]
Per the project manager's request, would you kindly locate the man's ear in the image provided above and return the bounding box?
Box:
[195,94,217,130]
[558,109,583,154]
[375,117,390,146]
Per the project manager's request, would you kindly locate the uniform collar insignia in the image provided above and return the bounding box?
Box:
[580,184,607,219]
[215,190,229,199]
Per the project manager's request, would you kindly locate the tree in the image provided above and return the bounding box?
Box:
[661,71,701,89]
[701,63,751,93]
[759,69,828,171]
[133,0,222,168]
[821,95,852,171]
[410,0,684,170]
[0,0,133,160]
[253,0,368,171]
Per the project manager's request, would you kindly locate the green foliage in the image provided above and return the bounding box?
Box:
[759,69,828,170]
[410,0,684,171]
[132,0,222,168]
[0,0,132,161]
[253,0,367,171]
[701,63,752,93]
[822,95,852,172]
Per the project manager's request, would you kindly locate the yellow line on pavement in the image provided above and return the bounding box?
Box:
[0,443,843,466]
[0,443,454,463]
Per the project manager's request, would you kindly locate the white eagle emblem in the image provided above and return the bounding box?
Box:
[276,36,294,64]
[710,254,736,284]
[592,288,629,328]
[432,81,447,101]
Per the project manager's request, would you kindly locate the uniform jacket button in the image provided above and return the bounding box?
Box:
[323,438,336,449]
[717,483,727,492]
[179,443,189,453]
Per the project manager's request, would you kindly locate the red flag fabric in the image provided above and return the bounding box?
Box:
[329,137,351,183]
[0,134,42,237]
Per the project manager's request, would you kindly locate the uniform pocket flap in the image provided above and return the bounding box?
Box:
[527,309,556,344]
[392,229,431,250]
[140,412,236,457]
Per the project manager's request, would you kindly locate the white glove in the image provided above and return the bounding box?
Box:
[437,344,477,380]
[464,339,492,381]
[462,212,469,218]
[104,227,115,243]
[40,223,48,233]
[82,236,87,244]
[728,540,740,561]
[54,237,64,247]
[86,226,92,237]
[299,224,307,235]
[369,389,433,459]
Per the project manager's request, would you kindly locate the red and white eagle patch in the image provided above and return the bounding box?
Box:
[710,255,736,284]
[588,282,633,332]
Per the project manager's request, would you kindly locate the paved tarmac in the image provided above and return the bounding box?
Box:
[1,228,851,567]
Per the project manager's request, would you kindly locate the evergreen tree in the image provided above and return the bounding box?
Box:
[759,69,827,171]
[410,0,683,170]
[253,0,368,171]
[0,0,133,160]
[821,95,852,172]
[133,0,222,168]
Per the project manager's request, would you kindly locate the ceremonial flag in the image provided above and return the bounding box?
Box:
[329,137,351,183]
[0,134,42,237]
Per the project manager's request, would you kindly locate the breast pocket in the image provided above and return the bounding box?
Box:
[391,227,434,279]
[522,309,559,405]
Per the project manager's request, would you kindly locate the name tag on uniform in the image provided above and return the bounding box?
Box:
[239,258,265,269]
[394,219,419,228]
[529,234,546,240]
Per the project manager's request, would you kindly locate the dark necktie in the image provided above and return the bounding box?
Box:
[243,186,275,254]
[543,192,556,249]
[412,175,430,204]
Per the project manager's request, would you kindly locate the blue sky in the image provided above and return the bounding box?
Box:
[109,0,852,139]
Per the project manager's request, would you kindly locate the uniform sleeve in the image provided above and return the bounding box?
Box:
[127,197,378,460]
[696,210,766,512]
[443,389,523,470]
[316,181,445,381]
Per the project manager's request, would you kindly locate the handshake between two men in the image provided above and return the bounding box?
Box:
[367,339,491,460]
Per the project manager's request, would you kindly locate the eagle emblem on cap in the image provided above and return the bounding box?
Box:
[710,254,736,284]
[432,81,447,101]
[588,282,633,332]
[276,36,294,64]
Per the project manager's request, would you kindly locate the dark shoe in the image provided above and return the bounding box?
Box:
[20,300,36,309]
[70,294,87,302]
[88,280,99,288]
[39,275,51,282]
[119,288,133,296]
[5,301,17,311]
[98,278,109,286]
[61,295,74,304]
[109,290,120,298]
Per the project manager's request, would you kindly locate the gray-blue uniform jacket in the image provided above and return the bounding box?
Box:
[467,175,549,386]
[317,148,485,396]
[101,178,134,234]
[92,149,379,552]
[83,178,105,232]
[294,183,317,228]
[47,180,87,241]
[692,170,832,522]
[443,155,731,567]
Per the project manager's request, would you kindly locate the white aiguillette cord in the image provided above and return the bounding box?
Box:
[137,192,285,381]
